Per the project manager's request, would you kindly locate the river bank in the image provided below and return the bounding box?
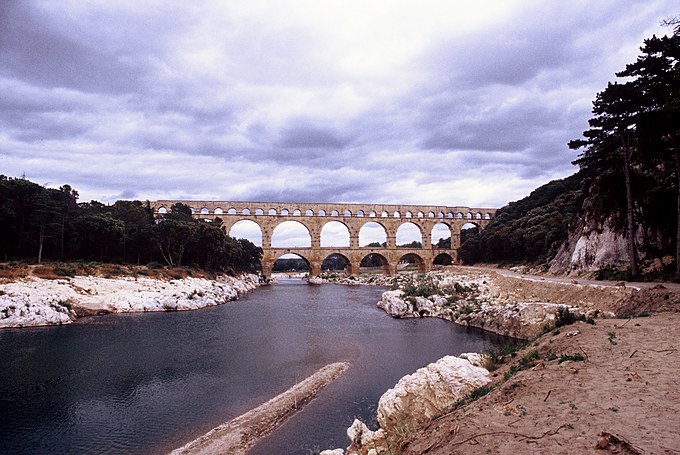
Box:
[319,267,646,339]
[0,268,259,328]
[317,268,680,454]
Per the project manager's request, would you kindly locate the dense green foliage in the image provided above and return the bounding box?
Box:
[571,27,680,276]
[458,173,585,264]
[0,176,261,273]
[460,25,680,272]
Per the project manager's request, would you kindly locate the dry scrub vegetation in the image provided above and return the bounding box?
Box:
[0,262,215,283]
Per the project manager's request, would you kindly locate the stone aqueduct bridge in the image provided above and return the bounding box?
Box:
[150,201,497,277]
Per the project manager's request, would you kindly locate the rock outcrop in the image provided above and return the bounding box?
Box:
[550,218,631,275]
[335,354,490,455]
[377,273,573,339]
[0,274,259,328]
[376,355,490,432]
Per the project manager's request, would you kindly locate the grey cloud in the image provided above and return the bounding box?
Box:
[0,2,143,93]
[1,0,676,209]
[422,1,628,90]
[278,123,351,150]
[421,99,571,152]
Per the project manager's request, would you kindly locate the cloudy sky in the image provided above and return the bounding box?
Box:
[1,0,677,209]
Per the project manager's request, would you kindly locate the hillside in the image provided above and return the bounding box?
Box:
[458,173,585,267]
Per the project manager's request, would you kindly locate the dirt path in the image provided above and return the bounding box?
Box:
[170,362,349,455]
[470,265,680,292]
[403,313,680,454]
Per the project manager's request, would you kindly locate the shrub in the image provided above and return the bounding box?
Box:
[468,385,493,400]
[558,353,585,363]
[483,340,528,371]
[595,265,631,281]
[519,349,540,368]
[555,307,593,327]
[54,265,76,277]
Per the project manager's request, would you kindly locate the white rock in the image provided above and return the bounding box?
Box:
[377,355,490,432]
[377,290,409,317]
[320,450,344,455]
[414,296,435,313]
[458,352,486,367]
[0,274,259,328]
[346,419,386,453]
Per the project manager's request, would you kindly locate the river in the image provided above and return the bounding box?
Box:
[0,279,505,454]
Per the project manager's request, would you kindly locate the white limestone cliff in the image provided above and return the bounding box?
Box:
[550,218,632,275]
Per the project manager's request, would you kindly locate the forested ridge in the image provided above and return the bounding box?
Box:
[0,176,261,274]
[460,22,680,279]
[458,173,585,265]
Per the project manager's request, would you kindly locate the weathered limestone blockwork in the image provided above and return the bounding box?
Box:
[151,200,496,277]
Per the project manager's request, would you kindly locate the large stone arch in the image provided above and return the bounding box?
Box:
[396,222,423,248]
[359,221,388,247]
[320,221,350,247]
[398,252,427,273]
[271,220,312,248]
[433,252,454,266]
[461,221,481,230]
[321,252,355,275]
[270,253,311,274]
[359,252,390,274]
[228,219,263,247]
[460,222,480,246]
[431,221,452,247]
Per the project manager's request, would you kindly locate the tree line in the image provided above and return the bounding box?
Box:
[459,21,680,278]
[458,173,584,265]
[0,176,261,274]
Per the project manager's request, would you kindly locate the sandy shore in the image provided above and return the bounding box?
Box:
[170,362,350,455]
[403,312,680,454]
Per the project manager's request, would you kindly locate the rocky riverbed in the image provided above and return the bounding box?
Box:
[374,268,634,339]
[0,273,259,328]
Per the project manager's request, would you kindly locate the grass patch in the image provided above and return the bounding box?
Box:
[558,353,585,363]
[617,311,651,318]
[608,331,618,345]
[468,385,493,400]
[504,365,519,381]
[483,339,529,371]
[555,307,594,328]
[519,349,540,368]
[53,265,76,277]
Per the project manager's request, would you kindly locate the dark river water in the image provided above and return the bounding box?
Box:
[0,279,506,454]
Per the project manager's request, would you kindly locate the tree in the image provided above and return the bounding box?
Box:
[571,29,680,278]
[616,30,680,278]
[74,213,125,262]
[397,240,422,248]
[151,218,196,266]
[571,81,643,278]
[112,200,155,264]
[436,237,451,249]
